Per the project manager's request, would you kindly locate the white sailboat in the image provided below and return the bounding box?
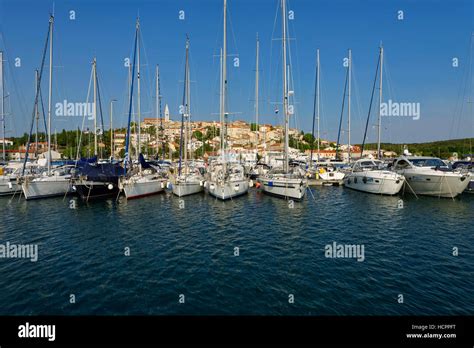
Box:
[307,49,345,186]
[344,45,405,195]
[206,0,249,200]
[0,51,21,196]
[172,36,204,197]
[0,50,6,166]
[121,18,166,199]
[247,35,266,180]
[21,15,73,200]
[259,0,307,200]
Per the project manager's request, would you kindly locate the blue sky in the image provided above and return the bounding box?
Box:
[0,0,473,143]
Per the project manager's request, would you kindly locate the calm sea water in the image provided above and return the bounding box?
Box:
[0,187,473,315]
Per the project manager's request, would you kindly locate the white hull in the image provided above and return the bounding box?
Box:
[21,177,72,200]
[172,181,203,197]
[0,177,20,196]
[398,170,470,198]
[344,170,404,195]
[319,171,345,183]
[206,179,249,200]
[122,178,166,199]
[259,176,307,200]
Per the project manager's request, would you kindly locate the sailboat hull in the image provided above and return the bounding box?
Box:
[206,179,249,200]
[122,178,166,199]
[172,181,203,197]
[22,178,72,200]
[74,180,120,201]
[259,176,307,200]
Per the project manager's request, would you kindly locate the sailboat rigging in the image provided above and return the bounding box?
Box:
[258,0,307,200]
[172,36,204,197]
[205,0,249,200]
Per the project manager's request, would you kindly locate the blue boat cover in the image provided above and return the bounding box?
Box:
[78,162,125,182]
[139,153,152,169]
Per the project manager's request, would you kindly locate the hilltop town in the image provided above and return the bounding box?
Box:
[1,113,385,162]
[4,113,470,163]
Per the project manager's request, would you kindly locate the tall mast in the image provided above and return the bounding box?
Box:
[0,51,5,162]
[124,19,139,174]
[110,99,116,159]
[219,47,224,165]
[347,49,352,163]
[155,65,159,157]
[221,0,227,172]
[35,69,39,158]
[282,0,289,173]
[184,37,190,166]
[136,18,142,159]
[186,37,192,163]
[377,45,383,160]
[93,58,97,156]
[47,15,54,174]
[310,52,317,167]
[316,49,320,162]
[254,34,259,151]
[157,66,165,160]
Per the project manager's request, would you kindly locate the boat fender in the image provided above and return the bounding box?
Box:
[249,180,253,187]
[255,182,261,189]
[161,182,165,189]
[108,184,114,190]
[166,182,171,189]
[210,184,215,190]
[234,185,240,191]
[200,181,204,187]
[8,182,12,189]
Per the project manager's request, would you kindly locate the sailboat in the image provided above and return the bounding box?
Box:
[172,36,204,197]
[258,0,307,200]
[0,50,21,196]
[344,46,405,195]
[205,0,249,200]
[306,49,345,186]
[21,15,74,200]
[72,56,126,201]
[247,34,271,181]
[120,18,167,199]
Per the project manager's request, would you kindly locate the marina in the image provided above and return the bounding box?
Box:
[0,0,473,323]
